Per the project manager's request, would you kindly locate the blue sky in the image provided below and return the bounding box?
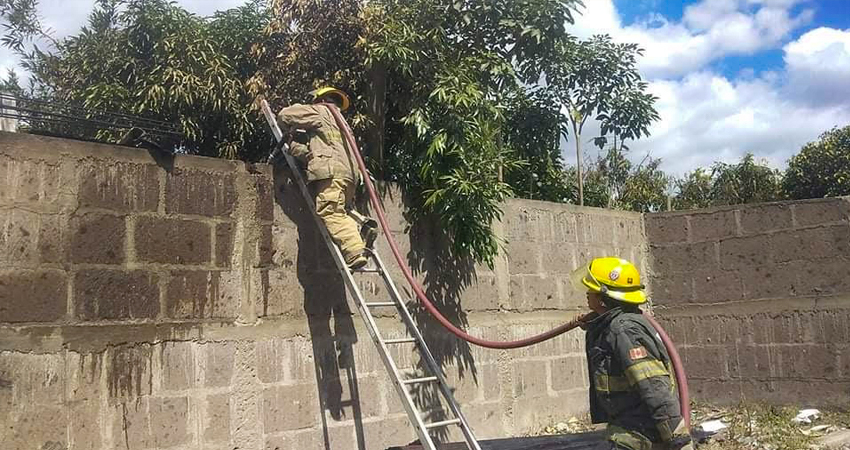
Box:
[566,0,850,176]
[1,0,849,176]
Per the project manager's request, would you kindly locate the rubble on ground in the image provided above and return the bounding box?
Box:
[529,403,850,450]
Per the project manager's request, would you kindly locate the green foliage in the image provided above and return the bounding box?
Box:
[619,157,669,212]
[503,87,573,202]
[711,153,783,205]
[674,154,783,209]
[784,125,850,199]
[542,34,659,205]
[4,0,269,158]
[674,168,714,210]
[353,0,583,266]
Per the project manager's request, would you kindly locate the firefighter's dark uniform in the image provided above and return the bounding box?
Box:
[585,306,686,450]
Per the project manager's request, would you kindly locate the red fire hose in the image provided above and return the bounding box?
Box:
[323,104,689,427]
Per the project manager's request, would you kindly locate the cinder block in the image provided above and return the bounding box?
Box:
[166,271,234,319]
[4,404,68,450]
[461,274,500,312]
[38,214,67,263]
[335,374,383,419]
[262,384,318,432]
[552,212,578,243]
[256,175,275,222]
[204,341,236,387]
[513,360,548,397]
[107,345,154,399]
[445,367,482,404]
[739,263,798,300]
[69,213,125,264]
[576,213,616,244]
[69,399,102,450]
[259,224,274,267]
[75,269,159,320]
[509,275,560,311]
[651,241,716,274]
[740,204,792,234]
[646,214,688,244]
[0,270,67,323]
[681,346,727,379]
[774,225,850,263]
[265,426,354,450]
[778,345,837,379]
[731,345,771,379]
[718,235,769,269]
[363,416,415,450]
[111,398,152,449]
[839,346,850,379]
[692,270,744,304]
[135,216,211,265]
[690,210,737,241]
[79,161,160,212]
[204,393,231,443]
[149,396,190,447]
[794,199,850,226]
[551,355,586,391]
[462,401,503,440]
[161,341,195,391]
[539,244,574,275]
[650,274,693,305]
[0,209,39,265]
[695,316,743,345]
[256,338,286,383]
[480,364,502,401]
[165,168,235,217]
[215,222,234,268]
[616,218,645,246]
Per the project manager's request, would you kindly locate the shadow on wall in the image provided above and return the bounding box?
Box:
[273,165,367,450]
[361,189,479,445]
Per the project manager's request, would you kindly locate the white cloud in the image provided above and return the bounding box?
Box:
[572,0,813,78]
[783,27,850,107]
[560,0,850,176]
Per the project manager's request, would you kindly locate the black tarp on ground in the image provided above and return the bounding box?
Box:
[387,431,607,450]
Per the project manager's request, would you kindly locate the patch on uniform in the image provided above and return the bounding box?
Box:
[629,346,648,360]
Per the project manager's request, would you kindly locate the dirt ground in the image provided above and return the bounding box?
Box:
[530,402,850,450]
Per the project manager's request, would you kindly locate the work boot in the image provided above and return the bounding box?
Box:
[345,251,368,270]
[361,219,378,249]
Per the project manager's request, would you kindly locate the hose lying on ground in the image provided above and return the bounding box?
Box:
[323,104,689,425]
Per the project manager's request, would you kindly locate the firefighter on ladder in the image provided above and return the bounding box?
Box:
[276,87,377,269]
[575,257,694,450]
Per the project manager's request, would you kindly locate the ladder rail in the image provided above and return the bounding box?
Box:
[261,100,480,450]
[261,100,439,449]
[371,251,483,450]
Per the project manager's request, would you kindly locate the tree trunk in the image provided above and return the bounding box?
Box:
[573,121,583,206]
[365,61,387,178]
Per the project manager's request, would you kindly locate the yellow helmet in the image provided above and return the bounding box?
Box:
[309,86,350,111]
[574,257,646,305]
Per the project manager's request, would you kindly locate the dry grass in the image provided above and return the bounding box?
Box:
[529,402,850,450]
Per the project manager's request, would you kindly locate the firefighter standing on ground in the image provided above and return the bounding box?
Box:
[575,257,693,450]
[277,87,374,269]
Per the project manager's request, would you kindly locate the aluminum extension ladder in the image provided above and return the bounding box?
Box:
[261,100,482,450]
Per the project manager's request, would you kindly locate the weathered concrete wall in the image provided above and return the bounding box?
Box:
[0,132,647,450]
[647,199,850,406]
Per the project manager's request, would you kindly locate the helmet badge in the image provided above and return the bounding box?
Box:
[609,268,621,281]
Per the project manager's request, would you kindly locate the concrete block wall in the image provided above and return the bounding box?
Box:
[0,132,647,450]
[646,198,850,406]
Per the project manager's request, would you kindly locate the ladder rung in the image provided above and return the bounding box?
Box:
[353,267,381,273]
[402,376,438,385]
[365,302,396,307]
[425,418,461,429]
[384,338,417,344]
